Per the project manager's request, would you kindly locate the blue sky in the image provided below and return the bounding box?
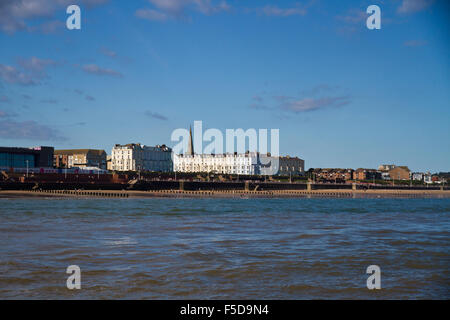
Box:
[0,0,449,172]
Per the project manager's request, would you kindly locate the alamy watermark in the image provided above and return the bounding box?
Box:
[66,5,81,30]
[170,120,280,175]
[366,265,381,289]
[64,4,380,31]
[367,5,381,30]
[66,265,81,290]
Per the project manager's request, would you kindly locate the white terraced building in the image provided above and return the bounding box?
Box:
[173,152,258,175]
[173,126,304,175]
[173,153,304,176]
[111,143,172,172]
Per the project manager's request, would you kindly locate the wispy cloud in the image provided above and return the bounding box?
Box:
[40,98,58,104]
[336,9,366,24]
[0,109,17,118]
[0,95,11,103]
[136,0,230,22]
[0,57,57,86]
[249,103,270,110]
[0,64,37,85]
[17,56,57,78]
[397,0,434,14]
[0,119,67,141]
[99,47,118,58]
[82,64,124,77]
[249,85,352,115]
[252,96,264,103]
[0,0,110,34]
[257,5,307,17]
[280,95,351,113]
[74,89,95,101]
[136,9,170,22]
[28,20,65,34]
[334,8,368,35]
[301,84,340,96]
[404,40,428,47]
[145,110,168,121]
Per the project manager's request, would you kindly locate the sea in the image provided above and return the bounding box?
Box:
[0,198,449,299]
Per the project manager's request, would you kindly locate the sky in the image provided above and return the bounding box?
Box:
[0,0,449,172]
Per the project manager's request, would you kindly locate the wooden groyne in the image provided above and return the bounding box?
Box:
[1,189,449,199]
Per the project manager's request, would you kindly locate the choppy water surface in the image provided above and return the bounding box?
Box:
[0,198,449,299]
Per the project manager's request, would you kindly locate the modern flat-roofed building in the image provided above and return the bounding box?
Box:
[0,146,54,168]
[54,149,107,169]
[111,143,172,172]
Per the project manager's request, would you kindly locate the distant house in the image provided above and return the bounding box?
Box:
[431,175,445,184]
[381,172,391,180]
[378,164,396,171]
[412,172,423,181]
[311,168,354,182]
[389,166,411,180]
[424,173,432,184]
[412,172,431,182]
[353,168,382,181]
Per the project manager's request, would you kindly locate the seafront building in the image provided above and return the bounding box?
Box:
[173,127,304,175]
[278,156,305,176]
[388,166,411,180]
[174,152,258,175]
[0,146,54,169]
[353,168,382,181]
[173,152,304,176]
[111,143,172,172]
[54,149,107,169]
[310,168,354,182]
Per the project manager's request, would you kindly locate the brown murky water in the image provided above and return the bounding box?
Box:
[0,198,449,299]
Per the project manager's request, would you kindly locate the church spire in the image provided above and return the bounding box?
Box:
[187,125,194,155]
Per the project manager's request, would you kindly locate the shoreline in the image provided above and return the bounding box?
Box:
[1,189,449,199]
